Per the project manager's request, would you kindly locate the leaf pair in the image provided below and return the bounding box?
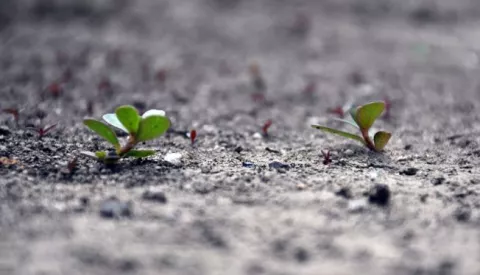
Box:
[83,105,170,160]
[312,101,392,152]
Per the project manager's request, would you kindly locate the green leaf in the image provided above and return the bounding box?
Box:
[102,113,129,133]
[312,125,365,144]
[353,102,385,130]
[373,131,392,151]
[115,105,141,135]
[95,151,107,159]
[136,115,170,142]
[124,149,156,158]
[83,119,120,149]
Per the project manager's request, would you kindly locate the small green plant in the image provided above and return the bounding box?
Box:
[82,105,170,163]
[312,101,391,152]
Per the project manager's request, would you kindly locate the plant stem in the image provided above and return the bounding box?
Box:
[118,135,137,156]
[361,129,377,151]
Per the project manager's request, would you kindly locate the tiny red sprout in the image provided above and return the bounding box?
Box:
[321,150,332,165]
[156,69,167,83]
[37,124,57,139]
[67,157,78,174]
[262,120,273,137]
[190,129,197,145]
[3,108,19,122]
[251,93,265,102]
[327,106,344,117]
[86,100,94,115]
[62,68,73,83]
[47,82,62,98]
[98,78,112,92]
[303,81,316,96]
[384,97,392,118]
[291,12,311,37]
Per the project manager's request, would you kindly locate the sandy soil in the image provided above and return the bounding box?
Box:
[1,0,479,274]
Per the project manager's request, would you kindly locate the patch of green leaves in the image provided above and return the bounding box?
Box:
[83,106,169,163]
[312,101,392,152]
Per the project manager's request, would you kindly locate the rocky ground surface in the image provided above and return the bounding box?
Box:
[0,0,479,274]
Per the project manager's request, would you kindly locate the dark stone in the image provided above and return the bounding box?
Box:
[142,190,167,203]
[99,197,132,219]
[242,161,255,168]
[294,247,309,262]
[404,144,412,150]
[368,184,390,206]
[431,177,446,186]
[269,161,289,169]
[400,167,418,176]
[234,146,243,153]
[0,126,11,136]
[335,187,352,199]
[453,207,471,223]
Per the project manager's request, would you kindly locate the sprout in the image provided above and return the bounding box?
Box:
[82,105,170,163]
[312,101,392,152]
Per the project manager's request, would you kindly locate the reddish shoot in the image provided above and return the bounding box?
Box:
[47,82,62,98]
[67,157,78,174]
[262,120,273,137]
[37,124,57,139]
[156,69,167,83]
[302,81,316,96]
[321,150,332,165]
[327,106,344,117]
[190,129,197,145]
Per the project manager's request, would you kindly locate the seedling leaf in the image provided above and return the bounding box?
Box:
[354,101,385,130]
[80,151,98,160]
[124,150,156,158]
[137,115,170,142]
[311,125,365,144]
[84,119,120,149]
[95,151,107,159]
[373,131,392,151]
[115,105,141,134]
[102,113,129,133]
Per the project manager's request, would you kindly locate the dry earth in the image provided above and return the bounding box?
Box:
[1,0,479,274]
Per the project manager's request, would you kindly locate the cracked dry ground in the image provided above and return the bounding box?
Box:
[0,1,479,275]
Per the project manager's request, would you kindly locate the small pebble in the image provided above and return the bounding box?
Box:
[400,167,418,176]
[344,149,354,156]
[296,183,306,190]
[242,161,255,168]
[253,133,263,139]
[368,184,390,206]
[164,152,182,165]
[269,161,289,169]
[142,190,167,203]
[99,197,132,219]
[335,187,352,199]
[453,207,471,222]
[348,199,368,213]
[431,177,445,186]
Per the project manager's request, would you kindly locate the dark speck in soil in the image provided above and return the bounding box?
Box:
[242,161,255,168]
[432,176,446,186]
[400,167,418,176]
[142,190,167,204]
[335,187,352,199]
[368,184,391,207]
[99,197,132,219]
[269,161,289,169]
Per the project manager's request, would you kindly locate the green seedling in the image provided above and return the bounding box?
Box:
[82,105,170,163]
[312,101,391,152]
